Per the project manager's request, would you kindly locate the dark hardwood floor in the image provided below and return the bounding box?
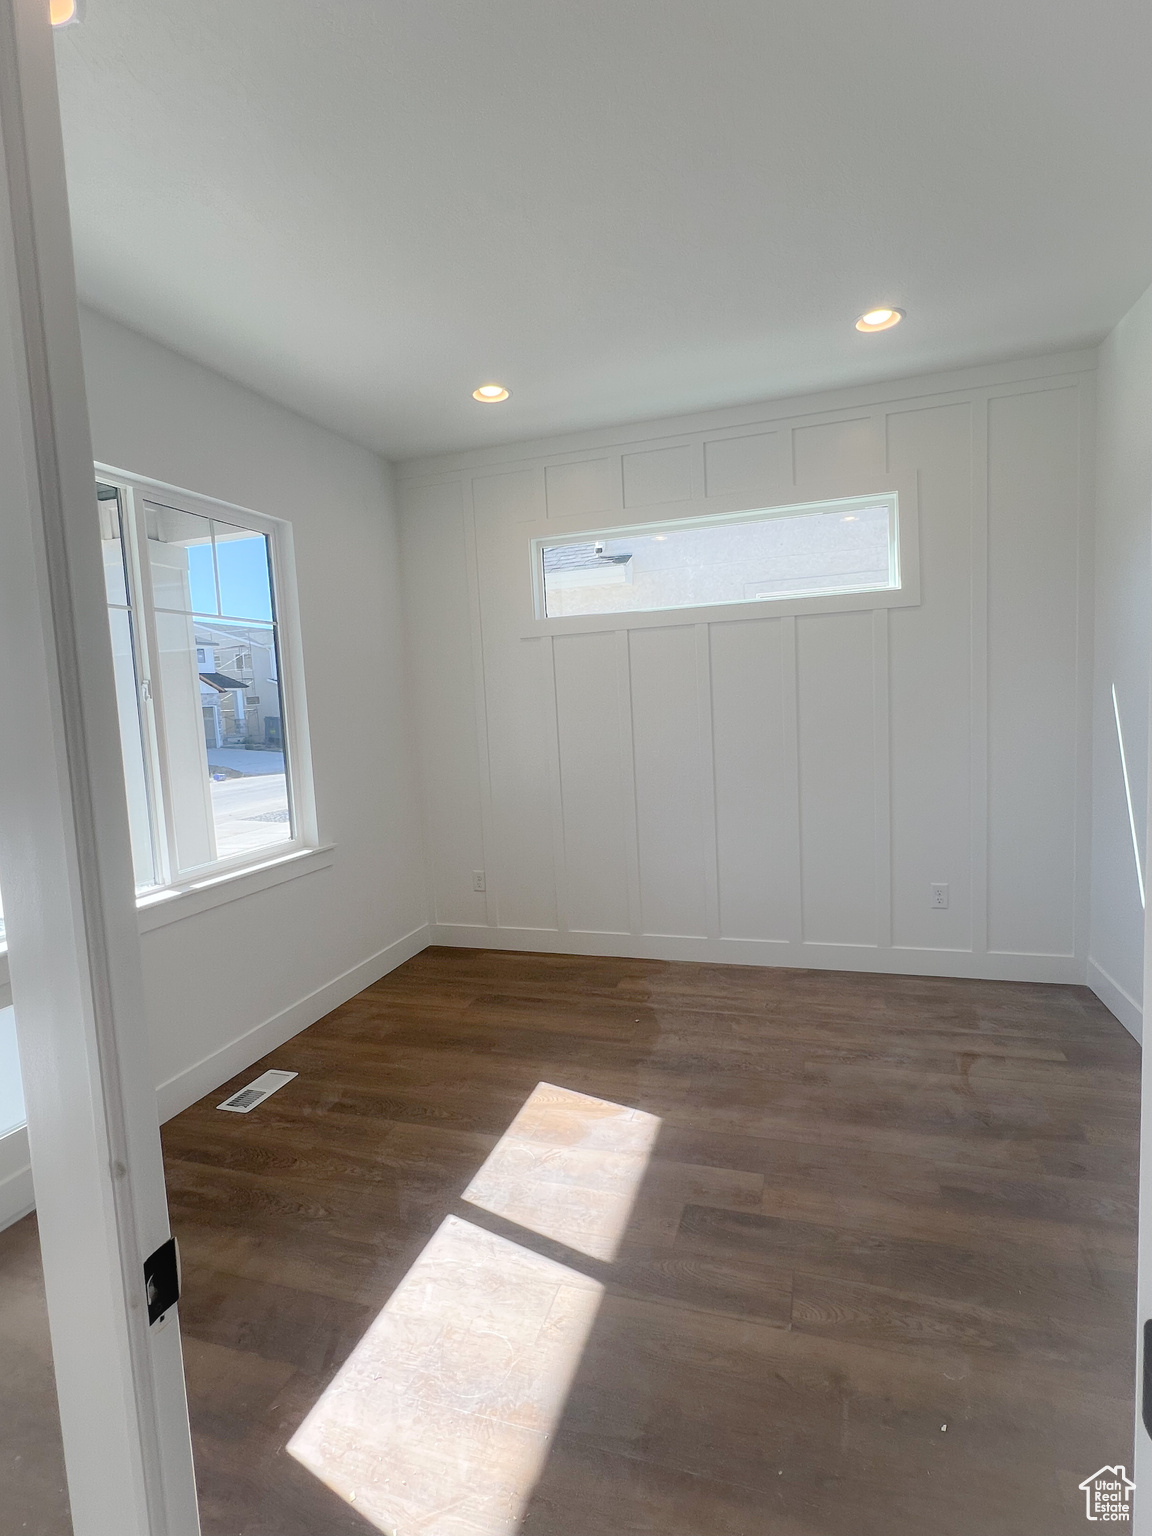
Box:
[0,948,1140,1535]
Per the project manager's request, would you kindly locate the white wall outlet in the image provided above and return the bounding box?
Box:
[930,882,949,909]
[472,870,486,893]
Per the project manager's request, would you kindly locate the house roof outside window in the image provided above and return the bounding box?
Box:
[199,672,248,692]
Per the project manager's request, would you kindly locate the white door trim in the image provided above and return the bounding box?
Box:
[1134,525,1152,1530]
[0,2,200,1533]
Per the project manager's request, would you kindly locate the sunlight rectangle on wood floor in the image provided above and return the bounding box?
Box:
[461,1082,662,1261]
[286,1083,664,1533]
[288,1214,603,1535]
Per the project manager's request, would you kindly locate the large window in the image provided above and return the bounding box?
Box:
[97,474,306,893]
[536,493,900,620]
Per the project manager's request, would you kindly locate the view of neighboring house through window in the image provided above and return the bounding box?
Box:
[537,493,900,619]
[97,477,297,892]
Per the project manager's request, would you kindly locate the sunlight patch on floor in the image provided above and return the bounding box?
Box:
[288,1215,602,1535]
[287,1084,661,1535]
[462,1082,662,1261]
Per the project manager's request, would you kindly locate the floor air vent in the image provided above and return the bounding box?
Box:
[217,1069,297,1113]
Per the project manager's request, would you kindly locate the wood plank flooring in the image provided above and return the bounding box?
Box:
[0,948,1140,1535]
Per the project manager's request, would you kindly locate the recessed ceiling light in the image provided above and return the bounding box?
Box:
[50,0,83,26]
[473,384,510,403]
[856,307,904,333]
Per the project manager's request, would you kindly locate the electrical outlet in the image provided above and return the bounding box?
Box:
[930,883,949,909]
[472,870,486,893]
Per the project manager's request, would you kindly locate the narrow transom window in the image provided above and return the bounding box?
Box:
[536,493,900,620]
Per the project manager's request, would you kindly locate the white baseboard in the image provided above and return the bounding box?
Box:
[430,924,1087,985]
[1087,957,1143,1042]
[0,1125,33,1234]
[156,923,431,1122]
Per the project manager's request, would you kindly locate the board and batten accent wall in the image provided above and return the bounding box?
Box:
[399,351,1095,983]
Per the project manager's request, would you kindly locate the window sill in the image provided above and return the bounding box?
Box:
[521,581,919,638]
[0,843,336,992]
[136,844,335,932]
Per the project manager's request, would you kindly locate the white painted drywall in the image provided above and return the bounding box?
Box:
[1,308,428,1228]
[400,351,1095,983]
[1088,282,1152,1040]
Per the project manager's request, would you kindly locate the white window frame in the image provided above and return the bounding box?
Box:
[95,464,319,894]
[523,478,920,638]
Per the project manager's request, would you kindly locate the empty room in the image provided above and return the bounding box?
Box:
[1,2,1151,1534]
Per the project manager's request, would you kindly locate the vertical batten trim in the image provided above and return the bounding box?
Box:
[688,439,707,500]
[609,453,626,512]
[869,409,887,478]
[780,615,803,948]
[615,629,644,935]
[462,482,500,928]
[970,395,991,957]
[409,478,465,930]
[541,635,569,934]
[873,607,893,949]
[696,624,722,939]
[1071,373,1096,970]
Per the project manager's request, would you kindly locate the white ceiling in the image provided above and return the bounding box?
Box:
[54,1,1152,461]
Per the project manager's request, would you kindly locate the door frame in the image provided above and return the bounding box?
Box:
[0,1,201,1532]
[1137,710,1152,1528]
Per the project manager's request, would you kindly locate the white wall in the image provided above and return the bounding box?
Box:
[1,308,428,1228]
[1088,283,1152,1040]
[400,352,1096,983]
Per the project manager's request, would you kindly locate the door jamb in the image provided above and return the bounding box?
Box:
[0,2,201,1532]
